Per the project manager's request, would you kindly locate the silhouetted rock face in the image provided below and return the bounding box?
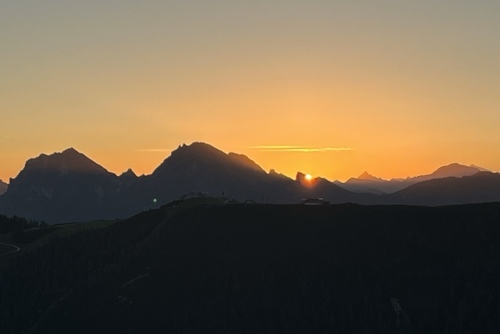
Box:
[0,148,127,223]
[149,142,281,203]
[152,142,264,177]
[0,179,7,195]
[227,152,265,173]
[386,172,500,206]
[0,143,497,223]
[21,147,109,176]
[6,148,115,198]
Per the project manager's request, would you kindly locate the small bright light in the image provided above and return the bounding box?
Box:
[153,198,158,203]
[305,174,312,181]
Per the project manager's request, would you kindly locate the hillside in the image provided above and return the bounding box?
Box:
[386,172,500,205]
[1,201,500,333]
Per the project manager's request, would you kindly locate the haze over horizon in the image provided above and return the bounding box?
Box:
[2,1,499,182]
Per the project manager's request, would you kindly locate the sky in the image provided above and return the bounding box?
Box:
[1,0,499,182]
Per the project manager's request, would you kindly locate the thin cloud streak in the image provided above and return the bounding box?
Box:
[249,146,310,149]
[249,146,354,153]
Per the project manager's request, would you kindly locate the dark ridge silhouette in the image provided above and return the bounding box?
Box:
[5,147,116,198]
[337,163,485,194]
[149,142,274,203]
[2,202,500,333]
[335,171,387,194]
[148,142,379,206]
[269,168,289,180]
[294,172,381,205]
[0,143,497,223]
[410,163,481,182]
[0,148,130,223]
[0,179,7,195]
[227,152,266,173]
[357,171,385,181]
[21,147,109,176]
[119,168,138,179]
[385,171,500,206]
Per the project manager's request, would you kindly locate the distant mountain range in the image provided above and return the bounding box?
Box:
[0,142,498,223]
[385,172,500,206]
[0,179,7,195]
[334,163,487,194]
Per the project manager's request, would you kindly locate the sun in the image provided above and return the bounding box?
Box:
[305,174,312,181]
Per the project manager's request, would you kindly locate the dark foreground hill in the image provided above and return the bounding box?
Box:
[1,201,500,333]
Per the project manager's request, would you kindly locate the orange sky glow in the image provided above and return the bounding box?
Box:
[1,1,499,183]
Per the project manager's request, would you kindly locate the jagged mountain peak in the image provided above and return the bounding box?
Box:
[153,142,265,177]
[344,171,384,185]
[357,171,383,181]
[21,147,110,176]
[172,142,225,157]
[269,169,290,180]
[119,168,137,178]
[62,147,79,154]
[1,143,499,223]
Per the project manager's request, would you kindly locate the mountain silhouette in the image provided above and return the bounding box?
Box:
[119,168,138,179]
[411,163,481,182]
[0,179,7,195]
[0,143,497,223]
[149,143,376,205]
[149,142,273,203]
[337,163,484,194]
[357,171,384,181]
[6,148,115,197]
[0,143,381,222]
[0,148,129,222]
[294,172,381,204]
[22,147,109,176]
[335,171,387,194]
[385,172,500,206]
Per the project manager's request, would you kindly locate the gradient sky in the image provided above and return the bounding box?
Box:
[1,0,499,182]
